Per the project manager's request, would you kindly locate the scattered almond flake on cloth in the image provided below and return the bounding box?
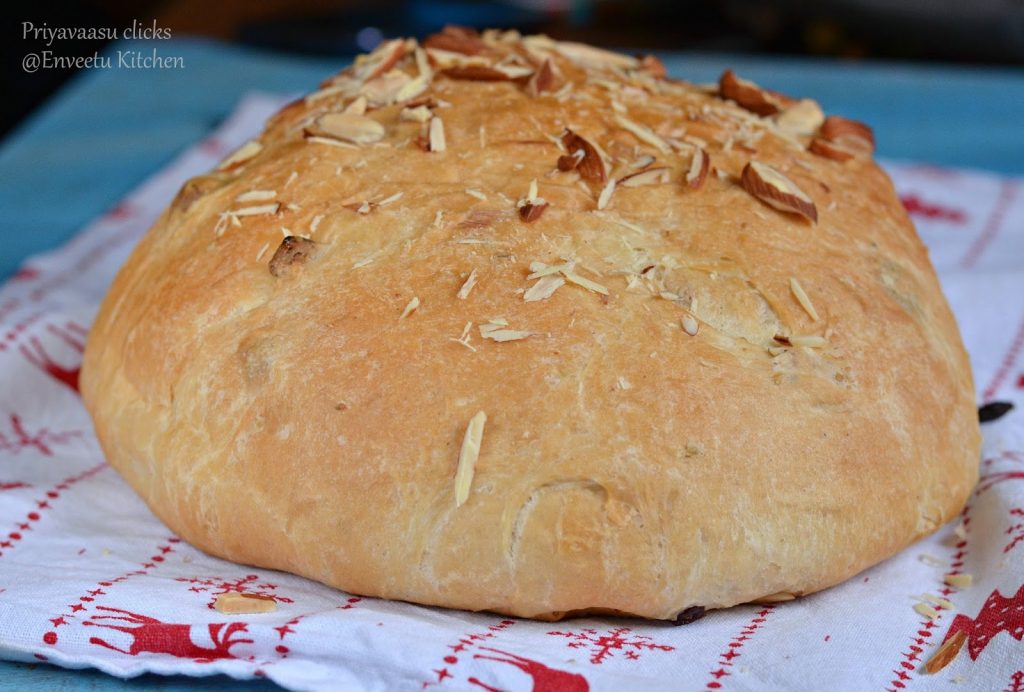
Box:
[1,93,1023,692]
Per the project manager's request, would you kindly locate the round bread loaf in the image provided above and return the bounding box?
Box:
[81,28,980,621]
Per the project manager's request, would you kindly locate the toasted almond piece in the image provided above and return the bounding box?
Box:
[424,48,490,70]
[269,236,316,277]
[788,335,827,348]
[524,274,565,302]
[560,129,606,182]
[414,46,433,80]
[213,592,277,615]
[519,202,548,222]
[450,331,477,352]
[639,54,667,78]
[681,313,699,336]
[740,161,818,222]
[232,203,280,217]
[495,64,534,80]
[954,523,968,540]
[357,38,408,82]
[520,34,557,60]
[235,190,277,203]
[343,95,368,115]
[395,74,429,102]
[441,65,511,81]
[820,115,875,152]
[597,179,616,210]
[563,272,608,295]
[614,115,671,154]
[361,71,414,106]
[920,593,955,610]
[554,41,639,70]
[314,113,385,144]
[377,191,404,207]
[527,58,557,96]
[775,99,825,136]
[527,178,539,202]
[401,105,433,123]
[479,329,534,342]
[219,140,262,170]
[629,154,657,170]
[457,269,478,299]
[789,277,820,321]
[719,69,794,116]
[424,25,486,56]
[619,166,670,188]
[944,574,973,589]
[528,261,572,279]
[685,147,710,190]
[924,631,967,674]
[305,83,350,104]
[428,116,447,152]
[557,149,585,172]
[305,135,359,150]
[914,602,939,620]
[479,325,534,342]
[374,191,401,207]
[809,137,855,162]
[454,411,487,507]
[400,296,420,319]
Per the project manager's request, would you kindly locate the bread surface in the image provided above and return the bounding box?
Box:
[81,29,980,620]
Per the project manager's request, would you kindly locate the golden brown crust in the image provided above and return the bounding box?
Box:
[81,28,980,621]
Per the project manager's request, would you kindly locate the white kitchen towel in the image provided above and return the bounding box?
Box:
[0,93,1021,691]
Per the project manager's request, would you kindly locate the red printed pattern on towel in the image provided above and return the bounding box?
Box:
[885,505,971,690]
[983,315,1024,402]
[423,619,521,688]
[545,626,674,664]
[271,597,360,652]
[961,180,1020,268]
[0,312,43,352]
[908,450,1024,678]
[900,194,967,223]
[0,413,82,456]
[0,461,106,559]
[1006,508,1024,554]
[176,574,295,610]
[84,606,252,662]
[18,322,86,394]
[469,647,589,692]
[703,606,776,690]
[42,536,179,646]
[978,450,1024,495]
[940,583,1024,661]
